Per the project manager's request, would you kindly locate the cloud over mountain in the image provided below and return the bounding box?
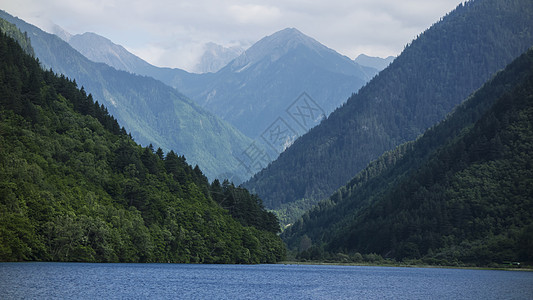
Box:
[1,0,463,71]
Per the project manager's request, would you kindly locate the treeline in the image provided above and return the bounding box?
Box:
[244,0,533,225]
[0,31,285,263]
[282,49,533,267]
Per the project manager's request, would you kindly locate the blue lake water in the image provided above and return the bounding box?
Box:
[1,263,532,299]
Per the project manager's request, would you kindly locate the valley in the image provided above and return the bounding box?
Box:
[1,0,532,268]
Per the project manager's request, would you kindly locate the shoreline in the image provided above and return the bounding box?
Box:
[277,261,533,272]
[2,261,531,271]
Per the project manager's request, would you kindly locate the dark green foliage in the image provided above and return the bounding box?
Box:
[244,0,533,223]
[0,32,285,263]
[282,48,533,267]
[210,179,280,233]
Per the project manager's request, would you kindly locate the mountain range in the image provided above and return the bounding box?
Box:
[243,0,533,223]
[19,15,384,181]
[58,26,378,141]
[0,10,255,181]
[170,28,379,139]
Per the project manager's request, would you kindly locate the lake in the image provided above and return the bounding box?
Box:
[1,263,532,299]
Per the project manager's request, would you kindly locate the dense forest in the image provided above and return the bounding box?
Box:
[0,31,285,263]
[283,48,533,267]
[244,0,533,224]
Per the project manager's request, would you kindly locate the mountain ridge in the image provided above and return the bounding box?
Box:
[354,54,395,71]
[229,28,342,70]
[68,32,155,74]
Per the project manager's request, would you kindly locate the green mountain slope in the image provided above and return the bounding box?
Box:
[243,0,533,222]
[0,18,33,56]
[283,48,533,266]
[0,11,256,182]
[0,31,285,263]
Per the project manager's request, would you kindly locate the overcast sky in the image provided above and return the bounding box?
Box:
[1,0,464,71]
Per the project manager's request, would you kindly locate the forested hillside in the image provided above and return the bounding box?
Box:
[244,0,533,223]
[283,48,533,266]
[0,11,256,182]
[0,31,285,263]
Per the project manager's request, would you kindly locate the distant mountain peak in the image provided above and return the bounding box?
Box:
[229,27,329,70]
[67,31,153,74]
[71,32,117,48]
[49,23,72,42]
[354,54,395,71]
[272,27,308,41]
[192,42,244,73]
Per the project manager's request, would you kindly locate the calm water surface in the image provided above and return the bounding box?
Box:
[1,263,532,299]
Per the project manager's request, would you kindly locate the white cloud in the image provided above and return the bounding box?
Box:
[127,41,205,71]
[228,4,282,24]
[0,0,463,70]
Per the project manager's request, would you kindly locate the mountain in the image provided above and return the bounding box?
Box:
[0,30,285,263]
[193,42,244,73]
[243,0,533,223]
[354,54,395,71]
[67,31,242,74]
[282,47,533,267]
[71,27,377,141]
[67,32,156,75]
[0,10,256,181]
[172,28,378,139]
[60,28,193,85]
